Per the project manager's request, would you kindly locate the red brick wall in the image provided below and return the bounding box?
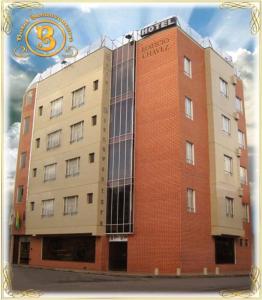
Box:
[129,28,182,274]
[13,89,36,235]
[176,29,214,273]
[129,27,215,274]
[29,236,109,271]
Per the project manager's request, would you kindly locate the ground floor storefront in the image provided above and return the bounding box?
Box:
[12,234,252,275]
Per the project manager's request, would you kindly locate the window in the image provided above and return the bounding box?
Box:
[39,106,43,116]
[20,152,26,169]
[185,97,193,120]
[33,168,37,177]
[24,90,33,105]
[215,236,235,264]
[89,153,95,163]
[42,236,96,262]
[240,166,247,184]
[93,80,99,90]
[30,202,35,211]
[222,115,231,134]
[70,121,84,143]
[224,155,233,175]
[36,138,40,148]
[220,78,228,97]
[187,188,196,213]
[225,197,234,217]
[235,97,243,113]
[87,193,93,204]
[50,97,62,118]
[44,163,56,181]
[42,199,54,217]
[66,157,80,177]
[238,130,245,149]
[23,117,30,134]
[47,130,61,150]
[72,87,85,108]
[243,203,249,223]
[91,115,97,126]
[17,185,24,202]
[64,196,78,215]
[184,57,192,77]
[186,142,194,165]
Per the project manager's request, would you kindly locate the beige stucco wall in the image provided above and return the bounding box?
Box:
[205,48,244,237]
[26,47,112,236]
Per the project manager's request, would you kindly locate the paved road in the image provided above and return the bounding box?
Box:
[11,265,251,295]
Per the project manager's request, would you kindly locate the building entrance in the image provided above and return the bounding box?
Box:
[109,241,127,271]
[19,238,30,264]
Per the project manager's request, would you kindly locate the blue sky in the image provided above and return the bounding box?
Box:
[7,3,256,125]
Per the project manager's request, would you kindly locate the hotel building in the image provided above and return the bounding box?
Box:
[11,17,252,274]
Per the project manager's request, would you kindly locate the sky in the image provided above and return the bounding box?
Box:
[3,3,259,263]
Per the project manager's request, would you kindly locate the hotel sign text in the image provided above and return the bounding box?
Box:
[140,17,177,37]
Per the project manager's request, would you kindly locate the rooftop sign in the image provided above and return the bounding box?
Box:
[140,17,177,38]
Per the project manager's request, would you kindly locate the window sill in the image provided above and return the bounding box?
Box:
[63,212,78,216]
[41,215,54,218]
[224,171,233,176]
[65,173,80,178]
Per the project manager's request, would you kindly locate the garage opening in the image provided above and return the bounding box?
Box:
[109,241,127,271]
[215,236,235,264]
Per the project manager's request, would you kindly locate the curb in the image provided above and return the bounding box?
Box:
[13,265,250,279]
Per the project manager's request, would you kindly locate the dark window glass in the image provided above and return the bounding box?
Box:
[124,185,131,226]
[121,61,128,95]
[33,168,37,177]
[30,202,35,211]
[87,193,93,204]
[114,102,121,136]
[111,187,118,227]
[93,80,99,90]
[42,236,96,262]
[89,153,95,163]
[106,188,112,227]
[17,185,24,202]
[91,115,97,126]
[120,101,127,135]
[215,237,235,264]
[39,106,43,116]
[119,141,125,179]
[126,99,133,134]
[36,138,40,148]
[125,140,132,178]
[113,144,119,180]
[128,60,134,92]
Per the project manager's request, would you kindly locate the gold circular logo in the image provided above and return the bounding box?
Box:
[25,19,66,57]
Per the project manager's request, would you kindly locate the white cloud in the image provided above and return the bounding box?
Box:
[11,55,31,66]
[208,10,254,52]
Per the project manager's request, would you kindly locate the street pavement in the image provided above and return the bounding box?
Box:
[10,265,251,295]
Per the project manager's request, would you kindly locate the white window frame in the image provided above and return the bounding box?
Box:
[70,121,84,143]
[72,87,85,109]
[184,56,192,78]
[235,97,243,113]
[50,97,63,118]
[186,141,194,165]
[222,115,231,135]
[44,163,57,182]
[240,166,247,184]
[225,197,234,217]
[66,157,80,177]
[238,130,245,149]
[47,130,61,150]
[64,196,78,215]
[220,78,228,97]
[224,155,233,175]
[243,204,250,223]
[23,117,30,134]
[185,97,193,120]
[24,90,33,106]
[20,152,26,169]
[187,188,196,213]
[41,199,54,217]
